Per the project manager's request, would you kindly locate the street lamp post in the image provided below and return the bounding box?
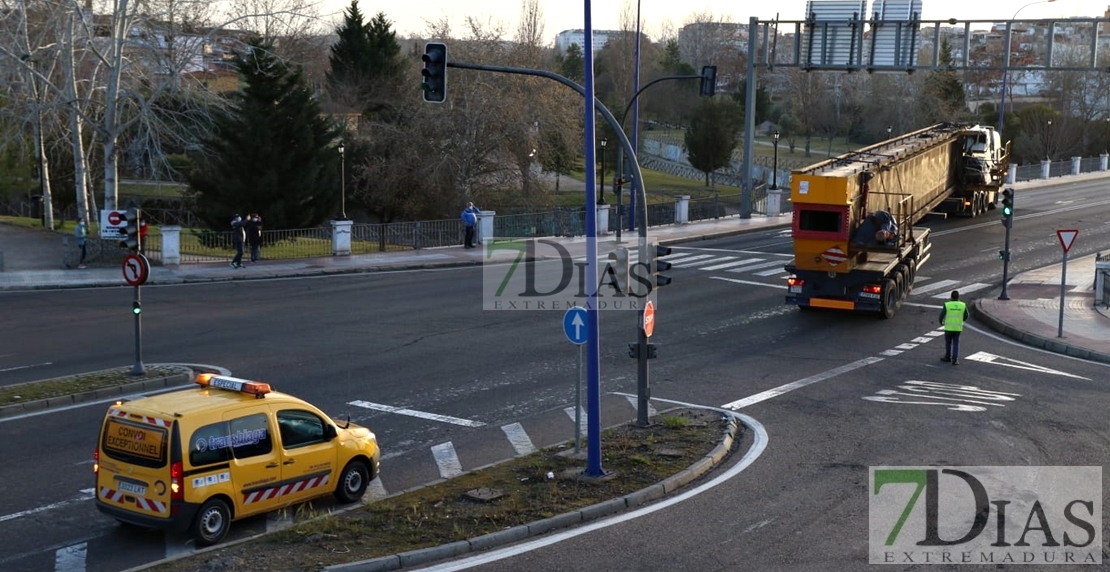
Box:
[771,131,780,189]
[1045,119,1052,160]
[338,141,346,220]
[597,138,607,204]
[998,0,1057,135]
[887,125,892,139]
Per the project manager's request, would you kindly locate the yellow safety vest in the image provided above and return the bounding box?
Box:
[944,301,967,332]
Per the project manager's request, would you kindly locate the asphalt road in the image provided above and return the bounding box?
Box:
[1,178,1108,571]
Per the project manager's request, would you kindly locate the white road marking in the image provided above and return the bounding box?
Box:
[965,351,1090,380]
[725,260,786,273]
[925,330,945,337]
[699,258,765,271]
[880,349,903,356]
[500,422,537,456]
[0,489,95,523]
[676,256,739,268]
[431,442,464,479]
[931,282,990,298]
[54,542,86,572]
[894,343,917,350]
[668,254,716,266]
[910,279,959,295]
[752,268,788,277]
[564,406,587,435]
[722,357,884,410]
[709,276,785,290]
[911,337,934,343]
[368,477,388,500]
[408,405,767,572]
[347,401,485,427]
[624,394,657,418]
[0,361,53,373]
[658,252,698,261]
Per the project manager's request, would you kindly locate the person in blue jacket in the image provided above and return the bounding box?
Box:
[938,290,969,365]
[461,202,480,249]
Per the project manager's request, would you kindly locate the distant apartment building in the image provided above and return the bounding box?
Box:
[554,29,624,54]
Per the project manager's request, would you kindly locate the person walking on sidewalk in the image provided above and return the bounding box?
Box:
[244,214,262,262]
[939,290,969,365]
[230,214,246,268]
[75,217,89,269]
[461,202,480,249]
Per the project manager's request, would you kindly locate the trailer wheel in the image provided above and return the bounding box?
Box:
[880,278,900,319]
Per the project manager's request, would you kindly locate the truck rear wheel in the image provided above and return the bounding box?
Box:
[880,278,901,319]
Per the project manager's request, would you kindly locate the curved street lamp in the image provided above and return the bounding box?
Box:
[771,131,780,190]
[997,0,1057,135]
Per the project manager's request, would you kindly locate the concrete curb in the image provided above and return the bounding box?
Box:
[0,369,193,418]
[972,300,1110,365]
[323,412,743,572]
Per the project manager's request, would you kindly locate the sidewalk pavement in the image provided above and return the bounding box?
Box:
[3,199,1109,365]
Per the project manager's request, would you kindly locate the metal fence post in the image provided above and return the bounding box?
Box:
[414,221,421,250]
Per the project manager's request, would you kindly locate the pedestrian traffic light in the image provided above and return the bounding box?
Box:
[132,301,142,315]
[607,247,630,293]
[651,243,672,288]
[699,65,717,97]
[119,203,141,252]
[421,42,447,103]
[1001,188,1014,218]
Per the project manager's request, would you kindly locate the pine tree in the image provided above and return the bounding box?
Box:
[685,98,744,186]
[326,1,374,109]
[188,38,341,230]
[921,38,969,123]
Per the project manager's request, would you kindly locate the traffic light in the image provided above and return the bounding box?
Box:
[651,243,672,288]
[119,203,141,252]
[1001,188,1014,218]
[699,65,717,97]
[421,42,447,103]
[132,301,142,315]
[607,247,630,293]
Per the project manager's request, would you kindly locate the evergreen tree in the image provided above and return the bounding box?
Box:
[921,38,968,123]
[685,98,744,186]
[326,5,403,116]
[733,79,771,125]
[188,38,341,230]
[559,43,584,83]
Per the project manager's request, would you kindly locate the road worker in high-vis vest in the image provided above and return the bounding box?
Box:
[938,290,969,365]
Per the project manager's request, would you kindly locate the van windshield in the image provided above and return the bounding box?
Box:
[102,418,168,468]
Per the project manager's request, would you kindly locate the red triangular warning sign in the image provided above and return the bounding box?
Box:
[1056,229,1078,253]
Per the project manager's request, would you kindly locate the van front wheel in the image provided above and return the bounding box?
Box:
[192,498,231,546]
[335,460,370,503]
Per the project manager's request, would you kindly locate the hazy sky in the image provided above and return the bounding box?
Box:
[317,0,1101,42]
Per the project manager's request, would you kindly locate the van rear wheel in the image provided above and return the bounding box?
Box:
[192,498,231,546]
[335,460,370,503]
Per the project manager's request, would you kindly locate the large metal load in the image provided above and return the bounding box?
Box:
[784,123,1010,318]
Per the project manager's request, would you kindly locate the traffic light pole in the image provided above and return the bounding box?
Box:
[131,285,145,375]
[999,223,1012,301]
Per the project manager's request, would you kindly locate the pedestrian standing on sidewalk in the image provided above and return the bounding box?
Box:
[75,217,89,269]
[244,214,262,262]
[461,202,480,249]
[230,214,245,268]
[939,290,969,365]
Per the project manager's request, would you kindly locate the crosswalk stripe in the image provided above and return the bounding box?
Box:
[431,442,464,479]
[911,278,960,296]
[673,255,735,268]
[753,267,788,277]
[700,257,765,271]
[725,260,787,273]
[501,422,537,456]
[368,477,388,500]
[668,254,716,266]
[659,252,697,261]
[931,282,990,298]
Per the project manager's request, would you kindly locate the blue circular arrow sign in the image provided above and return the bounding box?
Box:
[562,306,588,345]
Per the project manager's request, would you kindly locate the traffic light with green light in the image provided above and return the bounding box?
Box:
[1001,188,1014,218]
[132,301,142,315]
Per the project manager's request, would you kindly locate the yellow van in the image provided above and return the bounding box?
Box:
[94,373,381,546]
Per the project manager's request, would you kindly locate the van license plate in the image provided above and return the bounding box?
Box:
[118,482,146,495]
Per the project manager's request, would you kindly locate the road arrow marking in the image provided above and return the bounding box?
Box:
[965,351,1090,380]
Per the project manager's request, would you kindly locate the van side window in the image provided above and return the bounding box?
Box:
[229,413,272,459]
[190,422,233,467]
[277,410,327,449]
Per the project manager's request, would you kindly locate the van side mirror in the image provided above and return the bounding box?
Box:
[324,423,338,440]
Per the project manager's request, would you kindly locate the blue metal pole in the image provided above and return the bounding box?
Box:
[582,0,603,477]
[628,0,642,232]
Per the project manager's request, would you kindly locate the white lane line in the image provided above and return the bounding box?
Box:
[0,361,53,373]
[564,406,587,434]
[0,489,95,523]
[431,442,464,479]
[931,282,990,298]
[668,254,716,266]
[699,258,765,271]
[658,252,698,261]
[409,404,768,572]
[911,337,934,343]
[368,477,388,500]
[54,542,86,572]
[753,267,788,277]
[911,278,959,296]
[894,344,917,350]
[673,256,737,268]
[348,401,485,427]
[500,422,537,456]
[925,329,945,336]
[709,277,784,290]
[880,349,903,356]
[725,260,786,273]
[722,357,885,410]
[624,395,657,418]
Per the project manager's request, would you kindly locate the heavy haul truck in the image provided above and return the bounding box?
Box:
[784,123,1010,318]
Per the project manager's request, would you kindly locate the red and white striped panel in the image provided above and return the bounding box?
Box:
[101,487,125,503]
[107,409,171,428]
[243,474,331,505]
[134,497,167,513]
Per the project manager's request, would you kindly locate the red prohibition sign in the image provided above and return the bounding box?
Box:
[122,253,150,286]
[108,211,123,225]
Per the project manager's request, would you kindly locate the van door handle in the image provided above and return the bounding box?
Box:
[265,463,279,469]
[283,459,296,465]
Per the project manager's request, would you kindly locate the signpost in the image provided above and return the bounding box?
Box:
[122,253,150,375]
[1056,229,1078,338]
[563,306,588,454]
[122,253,150,286]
